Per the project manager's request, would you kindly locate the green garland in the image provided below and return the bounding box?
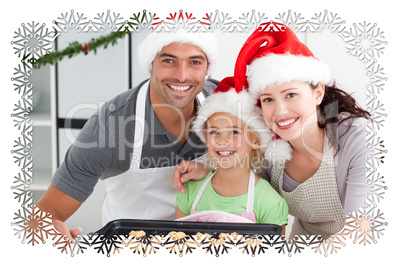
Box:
[32,27,130,69]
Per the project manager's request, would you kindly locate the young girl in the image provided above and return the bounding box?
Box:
[175,88,290,232]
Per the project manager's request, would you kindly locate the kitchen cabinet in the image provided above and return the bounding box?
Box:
[30,64,57,200]
[30,30,132,233]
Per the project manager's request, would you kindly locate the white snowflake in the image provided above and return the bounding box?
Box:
[340,21,387,64]
[54,10,126,33]
[366,61,387,95]
[53,10,90,33]
[208,10,237,31]
[310,10,346,32]
[12,22,55,64]
[275,10,307,31]
[12,168,34,208]
[237,10,269,31]
[91,10,126,32]
[11,132,32,170]
[11,64,33,99]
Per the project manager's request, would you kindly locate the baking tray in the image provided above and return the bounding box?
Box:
[93,219,282,239]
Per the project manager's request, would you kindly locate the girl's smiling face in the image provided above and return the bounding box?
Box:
[206,112,259,170]
[259,81,325,143]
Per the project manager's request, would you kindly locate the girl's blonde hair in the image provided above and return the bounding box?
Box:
[248,127,264,174]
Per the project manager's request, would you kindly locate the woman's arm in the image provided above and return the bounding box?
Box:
[337,117,370,215]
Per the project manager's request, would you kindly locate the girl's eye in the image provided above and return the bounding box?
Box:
[287,93,296,98]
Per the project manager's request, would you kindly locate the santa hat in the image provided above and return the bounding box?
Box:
[192,78,292,162]
[208,21,335,163]
[138,28,218,75]
[232,21,332,99]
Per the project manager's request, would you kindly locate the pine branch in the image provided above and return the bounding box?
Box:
[32,27,130,69]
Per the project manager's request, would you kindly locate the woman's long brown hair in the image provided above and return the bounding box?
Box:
[315,82,371,150]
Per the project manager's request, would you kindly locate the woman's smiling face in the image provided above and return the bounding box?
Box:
[259,81,325,143]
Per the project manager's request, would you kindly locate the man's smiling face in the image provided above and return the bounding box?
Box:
[149,42,208,109]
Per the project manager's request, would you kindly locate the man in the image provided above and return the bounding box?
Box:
[36,29,219,240]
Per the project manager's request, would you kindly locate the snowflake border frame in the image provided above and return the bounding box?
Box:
[10,9,387,257]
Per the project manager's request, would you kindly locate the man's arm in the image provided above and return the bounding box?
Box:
[36,183,83,241]
[171,160,210,193]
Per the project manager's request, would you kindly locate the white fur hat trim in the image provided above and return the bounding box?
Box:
[138,29,218,75]
[247,53,332,99]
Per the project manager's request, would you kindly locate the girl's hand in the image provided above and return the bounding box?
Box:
[172,160,210,193]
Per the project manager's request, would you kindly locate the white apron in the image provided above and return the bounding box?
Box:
[102,81,206,225]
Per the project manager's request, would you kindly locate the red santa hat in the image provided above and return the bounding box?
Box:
[233,21,332,99]
[205,21,334,163]
[192,78,292,163]
[138,28,218,75]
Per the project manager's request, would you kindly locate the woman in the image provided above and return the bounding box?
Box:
[172,21,370,239]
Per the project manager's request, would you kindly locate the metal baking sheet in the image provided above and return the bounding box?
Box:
[93,219,282,239]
